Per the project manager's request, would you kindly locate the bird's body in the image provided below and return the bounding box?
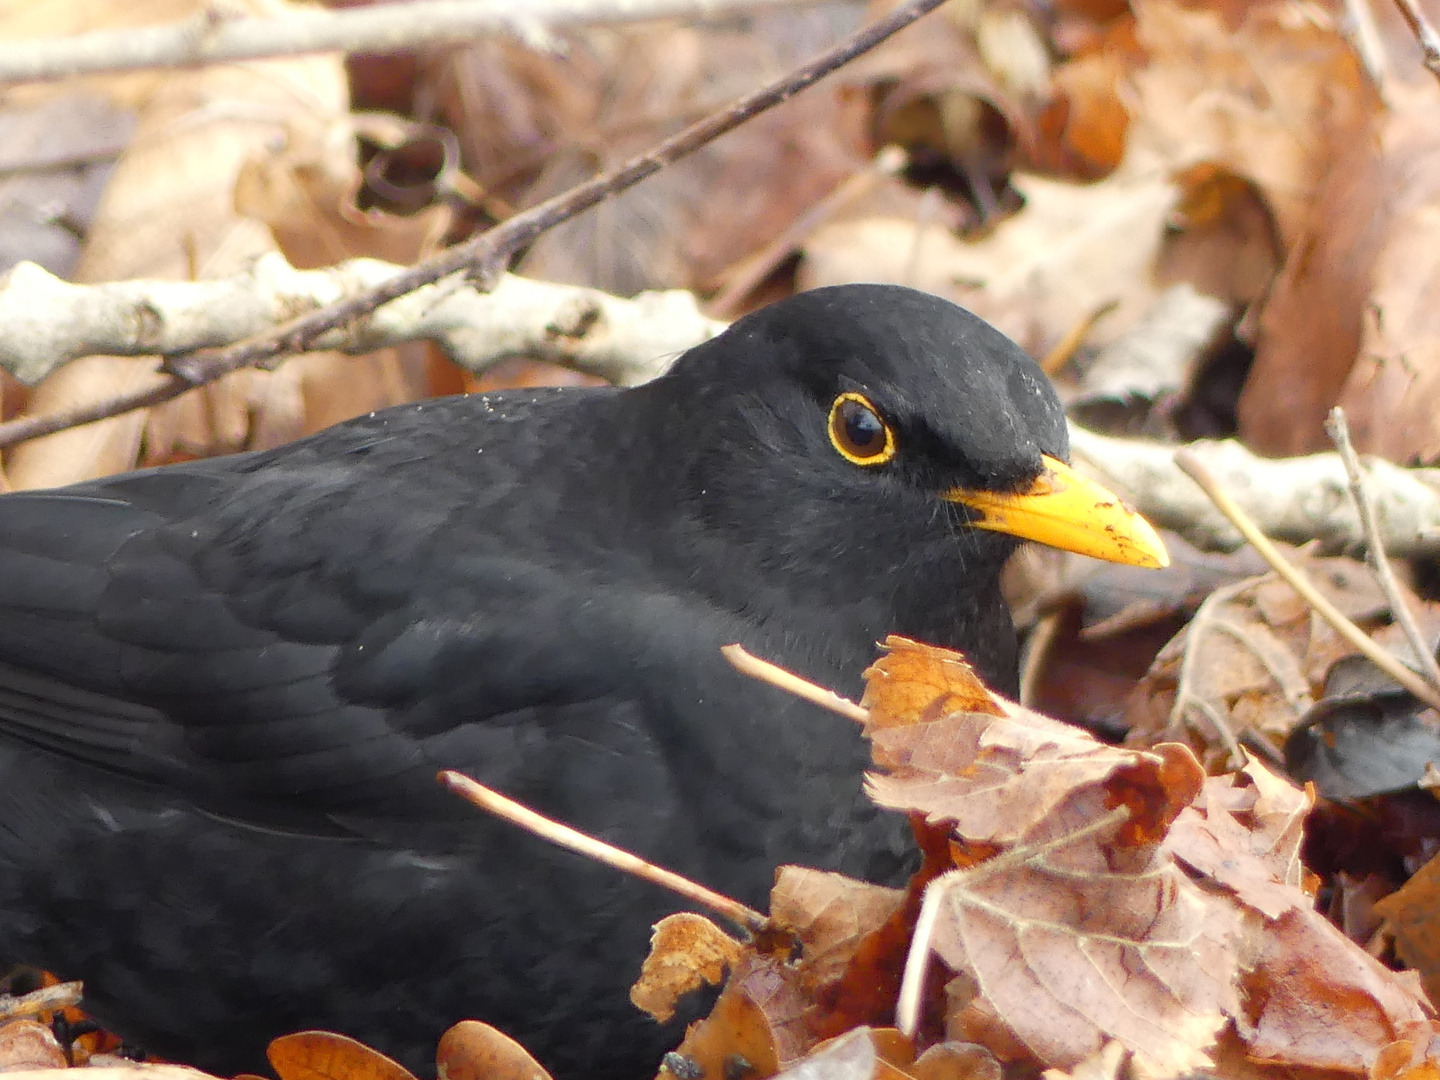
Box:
[0,286,1163,1078]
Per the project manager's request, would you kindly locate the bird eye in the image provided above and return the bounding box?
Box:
[828,393,896,466]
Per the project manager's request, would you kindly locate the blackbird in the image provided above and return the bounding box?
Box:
[0,284,1165,1079]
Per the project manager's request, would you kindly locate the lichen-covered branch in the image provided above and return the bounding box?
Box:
[0,257,722,388]
[1071,426,1440,558]
[0,0,827,83]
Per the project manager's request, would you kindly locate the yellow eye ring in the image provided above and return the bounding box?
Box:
[828,393,896,466]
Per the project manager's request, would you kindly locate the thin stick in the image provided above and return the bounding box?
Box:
[1174,449,1440,713]
[0,0,950,451]
[721,643,871,723]
[440,770,768,932]
[1394,0,1440,84]
[0,0,826,83]
[1017,610,1061,708]
[1325,407,1440,689]
[1040,299,1119,376]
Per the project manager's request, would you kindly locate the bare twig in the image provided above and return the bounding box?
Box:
[1394,0,1440,84]
[440,770,768,932]
[1174,449,1440,714]
[1039,298,1119,376]
[1325,406,1440,689]
[1344,0,1390,88]
[1165,579,1253,767]
[721,644,871,723]
[0,0,949,450]
[1017,610,1061,708]
[0,0,828,83]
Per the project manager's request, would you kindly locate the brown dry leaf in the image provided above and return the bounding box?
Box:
[771,868,905,998]
[850,1,1023,222]
[435,1020,551,1080]
[1124,0,1373,246]
[1329,84,1440,465]
[2,0,348,488]
[1039,1040,1127,1080]
[769,867,911,1042]
[913,780,1237,1077]
[631,913,746,1024]
[1031,18,1140,179]
[1237,907,1431,1072]
[231,117,440,439]
[1157,164,1281,310]
[865,644,1203,849]
[661,954,785,1080]
[1166,760,1313,921]
[268,1031,417,1080]
[435,16,859,297]
[858,637,1433,1075]
[0,1018,66,1070]
[860,637,1002,733]
[234,120,450,271]
[1371,1023,1440,1080]
[770,1027,882,1080]
[1124,560,1386,769]
[799,170,1176,359]
[1377,851,1440,1009]
[908,1041,999,1080]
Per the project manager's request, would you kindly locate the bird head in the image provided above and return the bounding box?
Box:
[656,283,1168,573]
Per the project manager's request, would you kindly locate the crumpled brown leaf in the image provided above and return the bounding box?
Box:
[1124,559,1388,769]
[631,912,746,1024]
[853,637,1428,1077]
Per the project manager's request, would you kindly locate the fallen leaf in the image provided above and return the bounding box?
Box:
[913,796,1237,1077]
[769,1027,880,1080]
[770,867,909,1040]
[1124,560,1387,769]
[860,637,1001,734]
[909,1040,1000,1080]
[661,955,784,1080]
[1377,852,1440,1009]
[1371,1022,1440,1080]
[436,1020,551,1080]
[1237,907,1431,1072]
[268,1031,418,1080]
[0,1018,66,1070]
[799,170,1176,360]
[631,913,746,1024]
[1167,761,1314,921]
[1,0,348,489]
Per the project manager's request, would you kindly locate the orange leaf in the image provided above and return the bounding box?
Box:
[436,1020,551,1080]
[268,1031,418,1080]
[630,913,746,1024]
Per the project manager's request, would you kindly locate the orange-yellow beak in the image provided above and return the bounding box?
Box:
[944,454,1169,568]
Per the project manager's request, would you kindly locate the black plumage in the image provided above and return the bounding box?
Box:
[0,285,1163,1078]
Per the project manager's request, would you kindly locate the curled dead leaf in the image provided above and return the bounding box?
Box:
[660,955,783,1080]
[860,637,1002,734]
[268,1030,418,1080]
[631,913,746,1024]
[436,1020,551,1080]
